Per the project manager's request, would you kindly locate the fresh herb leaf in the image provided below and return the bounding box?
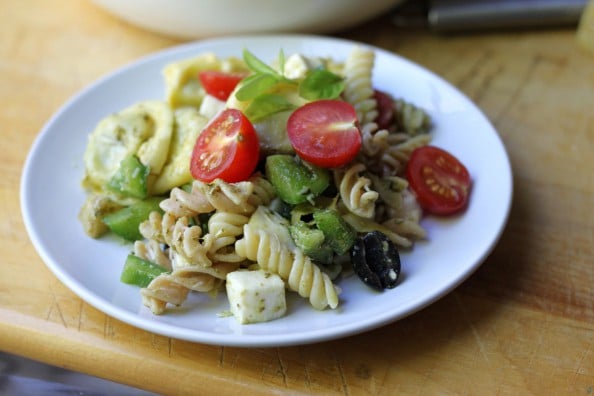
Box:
[235,73,282,101]
[299,69,345,101]
[243,48,279,75]
[245,94,297,122]
[278,49,286,77]
[238,49,345,122]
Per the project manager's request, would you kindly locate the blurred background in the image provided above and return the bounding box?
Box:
[90,0,588,38]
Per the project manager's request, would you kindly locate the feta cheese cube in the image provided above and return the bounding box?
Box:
[282,53,326,79]
[226,270,287,324]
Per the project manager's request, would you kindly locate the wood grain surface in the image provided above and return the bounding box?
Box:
[1,1,593,394]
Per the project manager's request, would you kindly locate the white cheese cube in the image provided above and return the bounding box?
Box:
[283,54,309,79]
[226,270,287,324]
[282,53,327,80]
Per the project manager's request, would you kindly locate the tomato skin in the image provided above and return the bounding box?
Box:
[286,100,361,168]
[190,109,260,183]
[405,146,471,216]
[374,90,394,130]
[198,71,246,101]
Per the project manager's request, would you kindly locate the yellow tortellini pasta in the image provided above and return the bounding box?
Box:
[82,100,173,195]
[151,107,209,195]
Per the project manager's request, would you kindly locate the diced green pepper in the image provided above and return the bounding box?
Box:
[290,202,316,224]
[102,197,163,241]
[106,154,150,199]
[313,209,356,255]
[265,155,330,204]
[289,221,334,264]
[290,198,337,224]
[120,254,169,287]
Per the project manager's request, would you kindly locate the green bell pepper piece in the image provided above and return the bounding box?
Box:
[106,154,150,199]
[120,254,169,287]
[102,197,163,241]
[265,155,330,205]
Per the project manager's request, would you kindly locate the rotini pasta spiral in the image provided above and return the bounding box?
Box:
[160,175,275,217]
[378,134,432,176]
[140,211,212,267]
[393,98,432,135]
[141,274,192,314]
[334,163,379,219]
[141,259,238,314]
[136,243,218,315]
[133,239,172,270]
[141,271,219,315]
[369,174,427,245]
[381,217,427,243]
[342,46,377,126]
[159,185,212,217]
[342,212,415,248]
[207,212,251,263]
[360,121,390,157]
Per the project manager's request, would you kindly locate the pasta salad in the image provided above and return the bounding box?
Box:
[78,45,470,324]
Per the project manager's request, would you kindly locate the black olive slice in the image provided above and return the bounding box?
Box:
[351,237,384,291]
[362,231,401,289]
[351,231,401,290]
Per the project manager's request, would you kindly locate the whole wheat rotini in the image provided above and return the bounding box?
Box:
[207,211,251,263]
[140,211,212,267]
[133,239,172,269]
[141,258,239,314]
[160,175,276,217]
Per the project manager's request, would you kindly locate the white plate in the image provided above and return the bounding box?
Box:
[21,35,512,347]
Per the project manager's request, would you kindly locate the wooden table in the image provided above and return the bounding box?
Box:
[2,1,593,394]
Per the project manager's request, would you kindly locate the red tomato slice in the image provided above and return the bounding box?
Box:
[198,71,246,101]
[405,146,471,215]
[286,100,361,168]
[374,89,394,130]
[190,108,260,183]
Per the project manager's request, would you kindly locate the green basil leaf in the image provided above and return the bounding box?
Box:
[243,49,279,75]
[235,73,280,101]
[278,49,286,77]
[245,94,297,122]
[299,69,345,100]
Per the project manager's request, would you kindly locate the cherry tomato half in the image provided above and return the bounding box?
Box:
[286,100,361,168]
[198,71,246,101]
[190,108,260,183]
[374,89,395,130]
[405,146,471,216]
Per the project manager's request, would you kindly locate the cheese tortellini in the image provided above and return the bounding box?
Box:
[82,100,174,197]
[152,108,208,195]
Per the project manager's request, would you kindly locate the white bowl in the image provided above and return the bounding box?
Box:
[92,0,404,39]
